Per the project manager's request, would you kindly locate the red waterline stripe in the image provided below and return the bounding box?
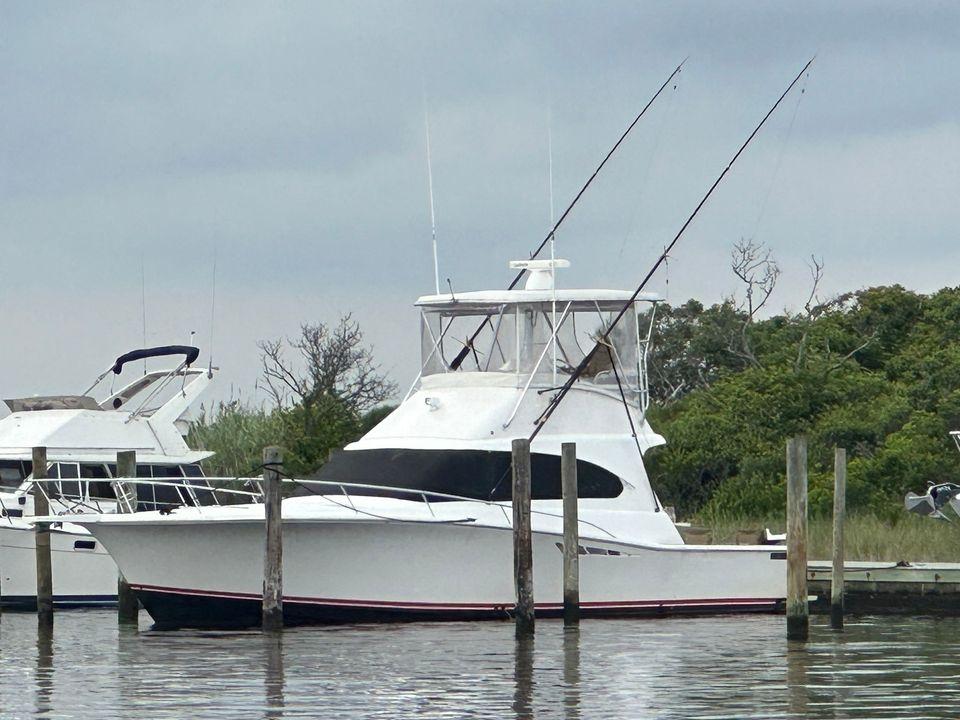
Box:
[130,583,780,611]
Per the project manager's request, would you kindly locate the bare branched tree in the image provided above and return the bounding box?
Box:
[731,238,781,321]
[257,314,397,414]
[802,254,825,318]
[725,238,781,368]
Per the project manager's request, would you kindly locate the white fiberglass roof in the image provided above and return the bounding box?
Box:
[0,409,211,464]
[416,288,663,308]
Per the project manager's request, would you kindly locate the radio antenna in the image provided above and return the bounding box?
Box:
[208,249,217,377]
[140,254,147,373]
[424,94,440,294]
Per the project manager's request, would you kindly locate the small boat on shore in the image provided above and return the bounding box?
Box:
[68,262,787,628]
[0,346,223,608]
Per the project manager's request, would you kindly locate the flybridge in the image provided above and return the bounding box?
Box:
[409,259,660,419]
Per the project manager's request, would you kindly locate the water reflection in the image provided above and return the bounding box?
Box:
[563,625,581,720]
[785,641,809,718]
[512,632,534,719]
[263,632,285,720]
[36,618,54,717]
[4,614,960,718]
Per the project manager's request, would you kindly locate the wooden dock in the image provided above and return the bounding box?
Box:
[808,560,960,615]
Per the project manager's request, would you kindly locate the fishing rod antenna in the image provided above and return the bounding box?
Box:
[529,56,816,441]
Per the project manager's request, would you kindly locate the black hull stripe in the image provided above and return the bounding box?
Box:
[134,588,783,629]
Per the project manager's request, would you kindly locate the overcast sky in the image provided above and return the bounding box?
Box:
[1,1,958,409]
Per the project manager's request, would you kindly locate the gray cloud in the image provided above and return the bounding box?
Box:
[1,1,958,407]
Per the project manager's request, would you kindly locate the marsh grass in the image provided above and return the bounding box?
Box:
[692,513,960,562]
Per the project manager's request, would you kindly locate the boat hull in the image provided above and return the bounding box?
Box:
[85,517,786,629]
[0,523,118,609]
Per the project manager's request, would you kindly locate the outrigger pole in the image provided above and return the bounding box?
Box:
[449,59,686,370]
[529,57,815,441]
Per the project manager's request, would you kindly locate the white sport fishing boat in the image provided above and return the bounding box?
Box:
[0,346,222,608]
[68,261,787,628]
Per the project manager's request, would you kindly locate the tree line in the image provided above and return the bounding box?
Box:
[645,242,960,519]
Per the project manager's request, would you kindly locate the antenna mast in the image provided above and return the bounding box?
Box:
[208,249,217,376]
[548,106,557,383]
[424,100,440,294]
[140,255,147,373]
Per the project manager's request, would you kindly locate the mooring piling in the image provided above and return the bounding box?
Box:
[33,446,53,624]
[561,442,580,625]
[512,438,534,635]
[262,446,284,631]
[831,447,847,629]
[116,450,139,624]
[786,436,809,641]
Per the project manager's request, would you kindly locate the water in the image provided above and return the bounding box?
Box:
[1,612,959,719]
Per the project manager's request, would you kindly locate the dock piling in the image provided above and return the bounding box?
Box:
[33,446,53,624]
[831,447,847,629]
[262,446,284,632]
[116,450,140,624]
[512,438,534,635]
[561,442,579,625]
[786,436,808,641]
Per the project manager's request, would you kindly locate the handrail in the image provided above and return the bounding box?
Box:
[280,477,617,539]
[28,475,617,539]
[27,478,262,516]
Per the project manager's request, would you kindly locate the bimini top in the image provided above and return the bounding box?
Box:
[416,288,663,312]
[110,345,200,375]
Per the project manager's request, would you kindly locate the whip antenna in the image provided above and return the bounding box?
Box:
[208,249,217,377]
[140,254,147,373]
[548,106,558,383]
[424,95,440,295]
[530,57,816,441]
[450,59,686,370]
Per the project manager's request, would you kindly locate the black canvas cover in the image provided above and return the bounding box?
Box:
[303,448,623,501]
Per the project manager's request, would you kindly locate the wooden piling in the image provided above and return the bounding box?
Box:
[786,436,808,641]
[33,446,53,624]
[116,450,140,623]
[831,447,847,630]
[512,438,534,635]
[262,446,284,631]
[561,442,579,625]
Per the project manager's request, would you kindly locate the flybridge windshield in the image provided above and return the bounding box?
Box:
[420,300,645,404]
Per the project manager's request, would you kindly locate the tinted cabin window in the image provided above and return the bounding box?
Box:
[81,464,115,500]
[301,449,623,501]
[58,463,81,498]
[40,463,61,498]
[0,461,24,489]
[150,465,186,508]
[179,464,214,504]
[134,464,155,511]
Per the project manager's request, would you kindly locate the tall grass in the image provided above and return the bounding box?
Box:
[693,513,960,562]
[187,401,286,479]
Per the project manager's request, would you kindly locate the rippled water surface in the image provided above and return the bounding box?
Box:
[1,611,959,718]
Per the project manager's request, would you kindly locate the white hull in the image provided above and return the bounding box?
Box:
[0,522,118,608]
[81,508,785,628]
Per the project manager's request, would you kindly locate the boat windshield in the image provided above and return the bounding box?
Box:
[420,300,641,400]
